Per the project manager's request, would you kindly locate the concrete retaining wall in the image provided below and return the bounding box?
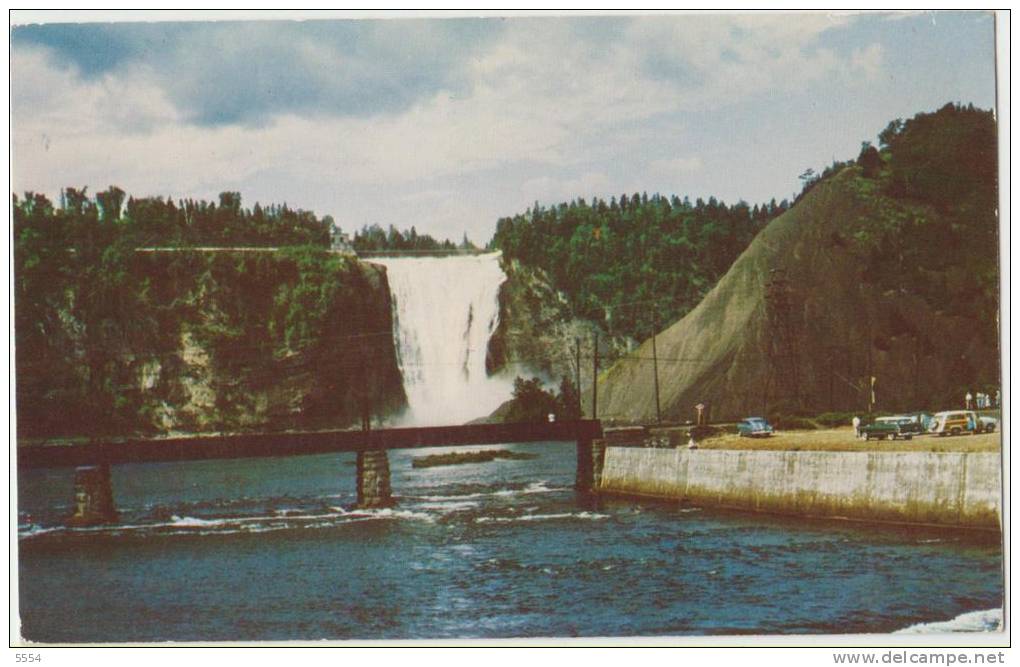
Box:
[599,447,1001,529]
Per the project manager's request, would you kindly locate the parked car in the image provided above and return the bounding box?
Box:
[860,416,915,441]
[978,416,998,433]
[930,411,981,436]
[913,412,936,432]
[887,414,926,436]
[737,417,774,438]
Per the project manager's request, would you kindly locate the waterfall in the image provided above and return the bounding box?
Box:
[374,252,514,426]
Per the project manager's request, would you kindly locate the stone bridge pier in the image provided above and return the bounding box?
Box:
[68,465,118,526]
[356,450,393,508]
[574,437,606,493]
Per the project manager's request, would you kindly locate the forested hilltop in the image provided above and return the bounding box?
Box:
[13,191,404,437]
[846,103,998,326]
[490,190,790,341]
[598,103,1000,421]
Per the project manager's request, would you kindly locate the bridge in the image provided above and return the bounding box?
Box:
[18,420,605,526]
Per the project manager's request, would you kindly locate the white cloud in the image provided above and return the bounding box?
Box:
[619,13,863,106]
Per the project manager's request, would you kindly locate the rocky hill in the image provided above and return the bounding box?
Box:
[597,105,999,422]
[486,257,633,395]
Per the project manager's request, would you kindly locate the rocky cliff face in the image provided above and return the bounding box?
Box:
[597,168,1000,422]
[16,250,406,437]
[486,257,633,412]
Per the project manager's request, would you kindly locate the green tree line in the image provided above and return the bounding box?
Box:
[18,188,334,249]
[490,192,790,340]
[352,223,475,252]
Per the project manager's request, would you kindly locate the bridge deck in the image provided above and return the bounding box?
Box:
[17,421,603,469]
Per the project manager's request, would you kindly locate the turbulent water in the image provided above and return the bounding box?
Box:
[373,252,513,426]
[17,444,1002,642]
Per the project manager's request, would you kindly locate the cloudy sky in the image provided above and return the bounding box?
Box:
[11,11,998,244]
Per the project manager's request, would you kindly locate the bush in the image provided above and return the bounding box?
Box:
[503,376,558,423]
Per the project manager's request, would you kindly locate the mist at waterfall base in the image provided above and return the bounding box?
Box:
[18,445,1002,641]
[374,252,516,426]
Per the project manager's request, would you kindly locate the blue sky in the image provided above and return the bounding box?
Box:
[10,11,998,244]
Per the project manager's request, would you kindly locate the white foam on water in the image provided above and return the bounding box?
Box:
[475,511,609,524]
[18,497,456,541]
[19,505,403,539]
[416,491,495,501]
[521,481,561,494]
[895,609,1003,633]
[415,500,480,512]
[345,507,436,523]
[18,525,63,539]
[373,252,514,426]
[169,515,222,527]
[415,482,566,503]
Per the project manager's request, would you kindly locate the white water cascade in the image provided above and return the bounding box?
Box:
[374,252,515,426]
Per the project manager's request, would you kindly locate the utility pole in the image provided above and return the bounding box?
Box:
[866,360,873,415]
[845,344,853,412]
[652,327,661,424]
[592,332,599,419]
[574,337,582,417]
[912,347,922,409]
[869,375,876,414]
[865,302,874,414]
[827,346,835,412]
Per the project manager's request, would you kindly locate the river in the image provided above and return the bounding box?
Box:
[17,441,1002,642]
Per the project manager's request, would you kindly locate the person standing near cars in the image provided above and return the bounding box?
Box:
[852,415,861,439]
